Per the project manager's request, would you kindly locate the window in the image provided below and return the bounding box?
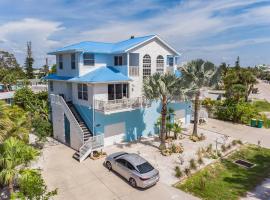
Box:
[49,81,53,92]
[77,83,88,100]
[168,56,174,67]
[71,53,76,69]
[116,159,126,166]
[83,53,95,66]
[156,55,164,73]
[136,162,154,174]
[114,56,123,66]
[143,54,151,78]
[59,54,63,69]
[108,83,129,100]
[126,161,135,170]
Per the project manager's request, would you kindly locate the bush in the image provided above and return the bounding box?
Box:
[184,167,191,176]
[197,155,204,165]
[189,159,197,170]
[175,166,182,178]
[215,100,259,124]
[32,117,52,142]
[232,140,238,146]
[221,144,226,152]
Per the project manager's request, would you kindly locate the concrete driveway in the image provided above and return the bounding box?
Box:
[41,141,198,200]
[199,118,270,148]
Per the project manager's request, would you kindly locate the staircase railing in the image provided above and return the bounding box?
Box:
[50,94,84,143]
[79,134,104,162]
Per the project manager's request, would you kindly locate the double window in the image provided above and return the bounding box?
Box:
[143,54,151,78]
[156,55,164,73]
[71,53,76,69]
[77,83,88,100]
[83,53,95,66]
[59,54,63,69]
[114,56,123,66]
[108,83,128,100]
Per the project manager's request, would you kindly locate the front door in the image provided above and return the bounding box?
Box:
[64,114,71,145]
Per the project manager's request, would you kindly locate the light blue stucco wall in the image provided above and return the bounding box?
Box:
[74,101,191,142]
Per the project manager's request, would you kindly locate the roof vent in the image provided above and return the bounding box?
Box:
[130,35,135,39]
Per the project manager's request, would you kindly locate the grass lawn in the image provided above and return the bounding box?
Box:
[253,100,270,112]
[176,145,270,200]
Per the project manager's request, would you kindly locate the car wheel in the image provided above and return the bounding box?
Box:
[106,161,112,170]
[129,178,137,188]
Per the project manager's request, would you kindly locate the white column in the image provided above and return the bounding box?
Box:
[127,53,130,77]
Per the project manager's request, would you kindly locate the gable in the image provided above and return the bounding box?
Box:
[127,37,179,56]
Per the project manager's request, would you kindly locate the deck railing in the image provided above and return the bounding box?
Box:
[129,66,139,76]
[94,97,150,113]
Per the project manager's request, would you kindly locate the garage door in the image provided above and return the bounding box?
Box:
[104,122,125,146]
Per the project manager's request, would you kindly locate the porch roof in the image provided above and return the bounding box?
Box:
[45,66,131,83]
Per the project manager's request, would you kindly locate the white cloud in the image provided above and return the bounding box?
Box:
[0,18,63,67]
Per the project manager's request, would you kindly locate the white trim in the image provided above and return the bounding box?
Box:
[125,35,181,56]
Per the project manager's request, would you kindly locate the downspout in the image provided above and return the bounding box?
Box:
[92,85,95,136]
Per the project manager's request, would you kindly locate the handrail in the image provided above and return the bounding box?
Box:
[94,97,150,113]
[79,134,104,160]
[50,94,84,143]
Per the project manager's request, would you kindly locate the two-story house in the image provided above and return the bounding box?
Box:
[46,35,191,162]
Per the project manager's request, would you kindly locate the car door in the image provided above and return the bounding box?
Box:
[125,161,136,179]
[115,159,128,179]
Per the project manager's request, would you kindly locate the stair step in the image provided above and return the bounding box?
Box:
[73,152,80,161]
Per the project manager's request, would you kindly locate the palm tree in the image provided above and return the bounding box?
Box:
[180,59,220,138]
[143,73,184,148]
[172,123,182,140]
[0,101,12,142]
[0,137,39,195]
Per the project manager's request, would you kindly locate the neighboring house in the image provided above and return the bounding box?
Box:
[46,35,191,162]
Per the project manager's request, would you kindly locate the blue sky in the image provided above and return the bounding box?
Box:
[0,0,270,67]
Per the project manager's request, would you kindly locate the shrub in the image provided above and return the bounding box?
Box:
[175,166,182,178]
[199,133,206,141]
[206,144,213,154]
[184,167,191,176]
[215,100,259,124]
[189,159,197,170]
[198,176,207,190]
[226,144,232,150]
[232,140,238,146]
[221,144,226,152]
[197,156,204,165]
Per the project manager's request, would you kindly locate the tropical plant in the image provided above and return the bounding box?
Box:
[12,169,57,200]
[0,101,13,142]
[0,137,39,195]
[143,73,184,148]
[180,59,220,138]
[172,123,182,140]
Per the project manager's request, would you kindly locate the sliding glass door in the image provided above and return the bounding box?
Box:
[108,83,129,100]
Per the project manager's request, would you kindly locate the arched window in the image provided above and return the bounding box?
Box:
[143,54,151,78]
[156,55,164,73]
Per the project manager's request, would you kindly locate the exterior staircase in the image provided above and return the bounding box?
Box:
[66,102,92,142]
[50,94,104,163]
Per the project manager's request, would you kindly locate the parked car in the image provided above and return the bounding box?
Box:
[105,152,159,188]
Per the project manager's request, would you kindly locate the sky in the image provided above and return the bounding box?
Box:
[0,0,270,68]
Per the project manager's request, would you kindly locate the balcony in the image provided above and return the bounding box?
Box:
[94,97,150,114]
[129,66,139,77]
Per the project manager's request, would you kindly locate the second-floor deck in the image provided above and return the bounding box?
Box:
[94,97,151,114]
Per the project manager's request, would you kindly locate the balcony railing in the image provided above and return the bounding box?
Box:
[94,97,150,113]
[129,66,139,77]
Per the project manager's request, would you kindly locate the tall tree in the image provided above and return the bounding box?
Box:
[235,56,240,70]
[24,41,34,79]
[180,59,220,138]
[143,73,184,148]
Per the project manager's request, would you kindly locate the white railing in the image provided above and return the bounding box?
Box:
[94,97,150,113]
[50,94,84,143]
[129,66,139,76]
[79,134,104,162]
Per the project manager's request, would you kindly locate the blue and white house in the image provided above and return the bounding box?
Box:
[46,35,191,162]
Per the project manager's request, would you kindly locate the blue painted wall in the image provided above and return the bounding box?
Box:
[74,101,191,142]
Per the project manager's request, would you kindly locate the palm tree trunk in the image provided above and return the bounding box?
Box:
[245,84,253,102]
[8,180,14,196]
[160,95,167,148]
[192,92,200,137]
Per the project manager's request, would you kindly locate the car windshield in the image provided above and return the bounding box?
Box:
[136,162,154,174]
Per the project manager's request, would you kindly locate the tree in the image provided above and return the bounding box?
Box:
[180,59,219,138]
[0,137,39,195]
[172,123,182,140]
[235,56,240,70]
[50,64,57,74]
[24,41,34,79]
[143,73,184,148]
[12,169,57,200]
